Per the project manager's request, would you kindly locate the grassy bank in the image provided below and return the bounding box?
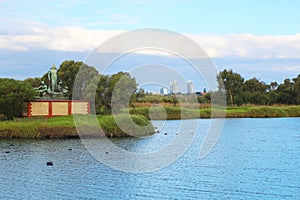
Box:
[129,105,300,119]
[0,115,154,139]
[1,105,299,139]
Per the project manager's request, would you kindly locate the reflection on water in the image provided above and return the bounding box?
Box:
[0,118,299,199]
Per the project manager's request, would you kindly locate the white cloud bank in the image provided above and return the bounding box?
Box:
[188,33,300,59]
[1,26,300,59]
[0,27,125,52]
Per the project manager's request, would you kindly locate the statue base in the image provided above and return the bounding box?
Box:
[25,100,90,117]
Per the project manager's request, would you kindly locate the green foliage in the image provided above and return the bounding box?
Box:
[130,105,300,119]
[283,106,300,116]
[136,88,146,99]
[110,72,137,112]
[0,78,36,119]
[98,115,154,137]
[94,72,137,114]
[197,94,210,104]
[138,95,166,103]
[293,75,300,104]
[276,79,295,104]
[130,106,201,120]
[248,107,288,118]
[217,69,300,106]
[58,60,99,99]
[217,69,244,105]
[24,77,42,88]
[243,78,269,93]
[0,115,154,139]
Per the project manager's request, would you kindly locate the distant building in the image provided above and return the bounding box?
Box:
[160,88,168,95]
[170,80,179,94]
[187,81,195,94]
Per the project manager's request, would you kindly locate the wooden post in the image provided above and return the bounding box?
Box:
[68,101,72,115]
[27,102,32,117]
[48,101,52,118]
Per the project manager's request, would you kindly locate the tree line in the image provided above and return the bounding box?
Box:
[215,69,300,106]
[1,61,300,119]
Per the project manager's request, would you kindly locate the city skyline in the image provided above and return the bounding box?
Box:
[146,80,205,95]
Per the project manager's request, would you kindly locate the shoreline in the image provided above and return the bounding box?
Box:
[1,105,300,139]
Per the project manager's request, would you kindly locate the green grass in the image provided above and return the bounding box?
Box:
[130,105,300,119]
[96,114,154,137]
[0,114,155,139]
[1,105,300,139]
[282,106,300,117]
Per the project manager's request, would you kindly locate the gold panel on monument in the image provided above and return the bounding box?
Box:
[52,102,68,115]
[72,102,88,114]
[31,102,49,116]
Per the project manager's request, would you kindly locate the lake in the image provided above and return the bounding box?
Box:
[0,118,299,199]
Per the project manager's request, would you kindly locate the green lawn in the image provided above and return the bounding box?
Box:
[0,114,154,139]
[130,105,300,119]
[1,105,299,139]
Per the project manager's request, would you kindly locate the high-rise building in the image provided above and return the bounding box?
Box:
[170,80,179,94]
[187,81,195,94]
[160,88,168,95]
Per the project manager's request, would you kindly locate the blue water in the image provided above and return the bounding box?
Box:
[0,118,299,199]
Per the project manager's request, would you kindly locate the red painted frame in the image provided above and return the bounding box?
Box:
[26,100,90,118]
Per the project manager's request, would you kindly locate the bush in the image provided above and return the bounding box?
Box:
[0,78,36,119]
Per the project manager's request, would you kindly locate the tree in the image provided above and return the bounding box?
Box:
[293,74,300,104]
[110,72,137,112]
[94,72,137,114]
[268,90,278,105]
[93,74,110,114]
[0,78,36,119]
[276,79,296,104]
[217,69,244,105]
[24,77,42,88]
[242,78,270,105]
[243,78,268,93]
[171,95,179,107]
[136,88,146,99]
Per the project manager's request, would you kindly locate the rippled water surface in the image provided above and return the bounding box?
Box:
[0,118,299,199]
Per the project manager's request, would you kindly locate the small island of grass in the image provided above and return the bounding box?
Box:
[0,115,155,139]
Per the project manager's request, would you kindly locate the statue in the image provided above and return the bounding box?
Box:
[35,81,49,97]
[34,65,68,100]
[48,65,58,93]
[57,80,63,91]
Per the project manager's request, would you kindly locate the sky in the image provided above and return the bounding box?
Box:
[1,0,300,91]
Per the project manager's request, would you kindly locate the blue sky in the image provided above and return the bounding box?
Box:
[1,0,300,34]
[1,0,300,91]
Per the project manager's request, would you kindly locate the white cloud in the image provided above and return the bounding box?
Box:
[285,66,300,71]
[1,25,300,60]
[187,33,300,59]
[0,26,125,52]
[0,36,29,51]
